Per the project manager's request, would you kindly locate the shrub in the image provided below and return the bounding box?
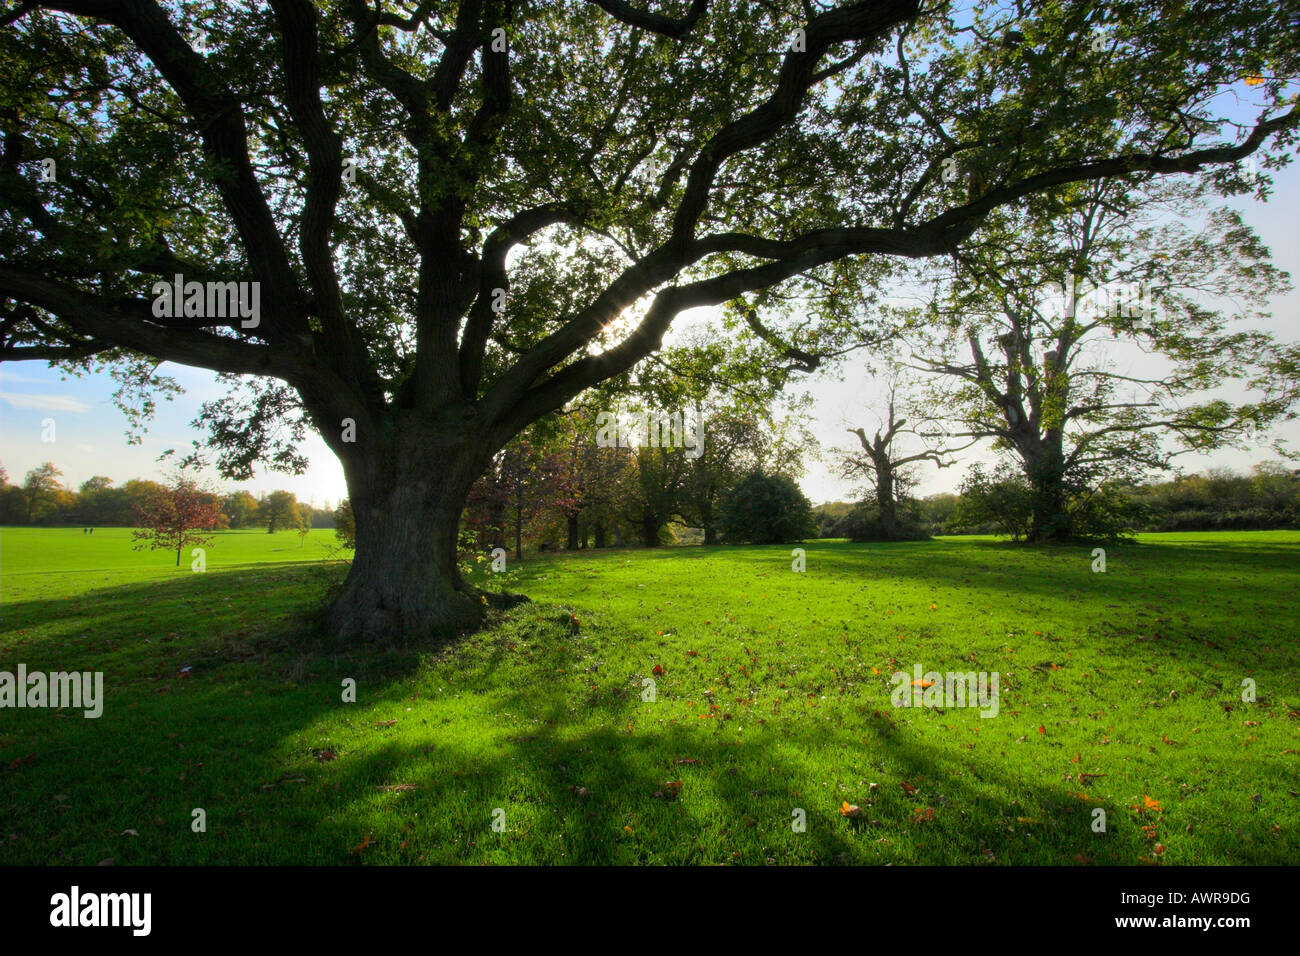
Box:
[950,463,1035,540]
[720,472,817,544]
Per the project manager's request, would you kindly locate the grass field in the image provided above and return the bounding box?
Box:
[1,526,1297,865]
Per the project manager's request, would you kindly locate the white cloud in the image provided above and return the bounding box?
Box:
[0,370,56,384]
[1,392,91,412]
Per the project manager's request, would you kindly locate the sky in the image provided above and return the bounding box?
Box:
[2,161,1297,510]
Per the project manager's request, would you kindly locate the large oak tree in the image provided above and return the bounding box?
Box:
[1,0,1296,639]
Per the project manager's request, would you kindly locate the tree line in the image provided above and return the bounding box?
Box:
[816,461,1300,542]
[0,462,334,532]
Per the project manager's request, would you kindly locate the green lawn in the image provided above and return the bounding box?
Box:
[1,526,1296,865]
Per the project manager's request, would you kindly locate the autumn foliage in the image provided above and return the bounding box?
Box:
[131,474,224,567]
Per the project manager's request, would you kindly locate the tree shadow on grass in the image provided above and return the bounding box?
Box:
[2,556,1294,865]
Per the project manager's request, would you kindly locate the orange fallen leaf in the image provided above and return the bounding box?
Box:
[841,801,862,818]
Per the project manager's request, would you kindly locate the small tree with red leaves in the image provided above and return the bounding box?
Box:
[132,473,224,567]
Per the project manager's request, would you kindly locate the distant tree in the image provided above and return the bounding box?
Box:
[132,473,223,566]
[841,384,969,540]
[626,444,692,547]
[259,491,300,533]
[22,462,64,524]
[118,479,169,525]
[220,490,260,529]
[720,472,816,545]
[900,177,1298,541]
[0,483,26,524]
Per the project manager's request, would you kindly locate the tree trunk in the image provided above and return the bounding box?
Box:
[328,424,493,643]
[488,500,506,550]
[699,496,717,544]
[566,513,580,550]
[514,502,523,562]
[875,461,897,539]
[594,523,606,549]
[1025,439,1070,542]
[641,510,660,547]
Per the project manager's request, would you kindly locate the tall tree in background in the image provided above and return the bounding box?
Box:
[898,177,1298,540]
[220,490,259,529]
[259,490,301,533]
[22,462,65,523]
[2,0,1295,639]
[842,383,967,539]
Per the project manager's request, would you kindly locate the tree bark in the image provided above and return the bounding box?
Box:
[874,456,898,539]
[641,509,660,547]
[1024,437,1070,542]
[566,513,580,550]
[328,421,493,643]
